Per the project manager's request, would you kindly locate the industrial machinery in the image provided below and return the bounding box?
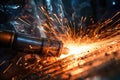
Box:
[0,30,68,57]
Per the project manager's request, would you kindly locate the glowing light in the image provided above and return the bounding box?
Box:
[60,42,98,58]
[40,5,120,59]
[112,1,116,5]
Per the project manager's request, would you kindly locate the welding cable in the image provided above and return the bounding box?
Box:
[0,30,68,57]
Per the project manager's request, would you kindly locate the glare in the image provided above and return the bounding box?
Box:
[60,43,97,58]
[112,1,116,5]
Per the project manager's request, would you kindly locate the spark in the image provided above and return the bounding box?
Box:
[60,43,97,58]
[39,7,120,59]
[3,63,13,74]
[67,44,93,54]
[16,57,22,65]
[0,61,6,66]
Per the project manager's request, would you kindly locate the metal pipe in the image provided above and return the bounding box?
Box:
[0,30,67,57]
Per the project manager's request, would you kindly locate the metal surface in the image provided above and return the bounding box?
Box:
[0,31,65,57]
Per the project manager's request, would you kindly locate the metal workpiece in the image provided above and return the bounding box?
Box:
[0,31,67,57]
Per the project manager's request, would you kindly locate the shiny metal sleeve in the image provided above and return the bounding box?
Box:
[16,35,63,57]
[0,31,63,57]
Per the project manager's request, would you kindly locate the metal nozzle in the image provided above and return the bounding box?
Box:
[61,47,69,55]
[0,30,65,57]
[40,38,63,57]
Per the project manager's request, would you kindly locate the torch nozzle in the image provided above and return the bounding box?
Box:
[61,47,69,54]
[0,30,65,57]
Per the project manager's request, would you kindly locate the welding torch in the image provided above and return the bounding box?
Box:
[0,30,68,57]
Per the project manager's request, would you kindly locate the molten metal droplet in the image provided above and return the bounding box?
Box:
[61,47,69,54]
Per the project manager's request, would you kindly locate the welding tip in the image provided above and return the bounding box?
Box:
[61,47,69,54]
[0,30,65,57]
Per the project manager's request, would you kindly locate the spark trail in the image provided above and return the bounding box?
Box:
[40,8,120,58]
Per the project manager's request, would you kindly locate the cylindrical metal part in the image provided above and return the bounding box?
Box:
[0,31,14,47]
[0,31,63,57]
